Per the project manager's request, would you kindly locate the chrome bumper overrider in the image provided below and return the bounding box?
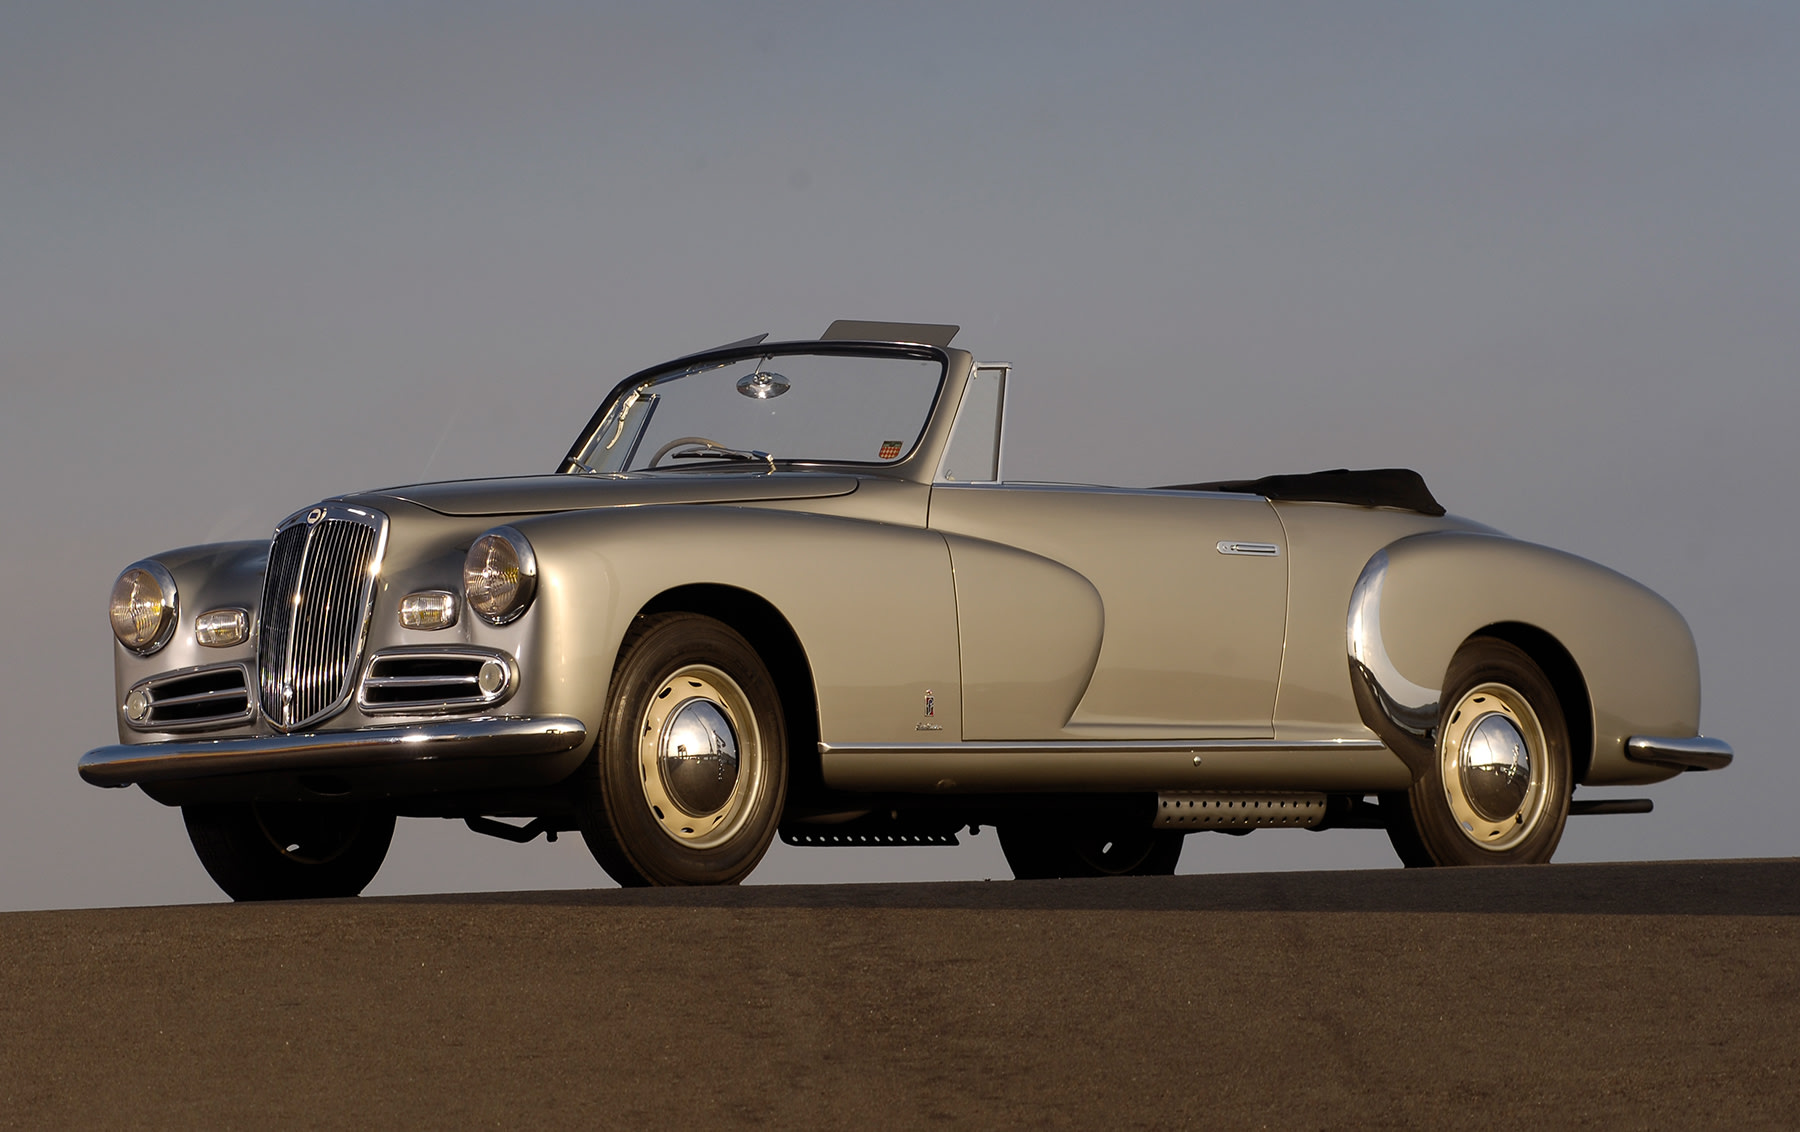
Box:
[1624,735,1734,772]
[79,716,588,789]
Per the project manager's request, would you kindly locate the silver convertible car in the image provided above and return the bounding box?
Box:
[82,321,1732,900]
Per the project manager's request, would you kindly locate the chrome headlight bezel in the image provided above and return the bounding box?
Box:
[463,527,538,625]
[109,560,180,656]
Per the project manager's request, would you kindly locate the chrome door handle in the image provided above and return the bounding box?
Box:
[1216,541,1280,557]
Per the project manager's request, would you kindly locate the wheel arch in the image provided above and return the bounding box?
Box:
[1463,621,1594,785]
[635,583,823,804]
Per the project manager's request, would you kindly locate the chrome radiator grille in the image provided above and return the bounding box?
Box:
[257,504,388,730]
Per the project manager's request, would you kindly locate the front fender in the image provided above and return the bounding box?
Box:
[1348,531,1701,786]
[111,540,269,740]
[510,505,962,746]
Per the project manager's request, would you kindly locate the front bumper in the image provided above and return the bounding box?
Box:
[79,716,589,805]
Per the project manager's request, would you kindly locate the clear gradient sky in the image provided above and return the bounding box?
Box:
[3,2,1795,909]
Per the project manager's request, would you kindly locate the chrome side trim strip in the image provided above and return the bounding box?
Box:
[1624,735,1733,772]
[820,739,1389,755]
[78,716,588,788]
[817,738,1406,794]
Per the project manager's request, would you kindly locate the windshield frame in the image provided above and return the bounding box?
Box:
[559,340,954,476]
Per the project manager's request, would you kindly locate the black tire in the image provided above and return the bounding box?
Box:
[1383,637,1572,867]
[182,801,395,901]
[575,613,788,886]
[997,821,1185,879]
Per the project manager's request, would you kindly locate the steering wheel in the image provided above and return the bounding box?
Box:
[646,436,734,469]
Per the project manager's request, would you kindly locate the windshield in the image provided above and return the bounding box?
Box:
[569,349,947,473]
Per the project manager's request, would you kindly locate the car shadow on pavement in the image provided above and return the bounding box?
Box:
[379,857,1800,917]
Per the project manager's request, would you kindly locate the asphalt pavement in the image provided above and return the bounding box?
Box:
[3,858,1796,1128]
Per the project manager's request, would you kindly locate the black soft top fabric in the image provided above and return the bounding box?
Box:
[1159,467,1445,516]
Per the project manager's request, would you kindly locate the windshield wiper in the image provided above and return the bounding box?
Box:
[671,449,754,461]
[669,446,778,474]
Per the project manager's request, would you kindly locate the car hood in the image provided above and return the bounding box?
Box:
[347,472,861,517]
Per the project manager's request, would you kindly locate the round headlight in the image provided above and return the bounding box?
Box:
[109,561,179,654]
[463,527,537,625]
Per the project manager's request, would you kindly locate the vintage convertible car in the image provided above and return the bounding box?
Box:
[81,321,1732,900]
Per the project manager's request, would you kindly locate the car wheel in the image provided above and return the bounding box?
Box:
[997,821,1185,879]
[1383,638,1571,867]
[576,613,788,886]
[182,801,395,901]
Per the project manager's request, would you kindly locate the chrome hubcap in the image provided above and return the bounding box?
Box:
[659,698,740,815]
[1459,713,1532,822]
[1438,682,1549,851]
[636,665,762,849]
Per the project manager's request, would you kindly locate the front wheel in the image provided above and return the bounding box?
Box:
[1384,638,1571,867]
[575,613,788,886]
[182,801,395,901]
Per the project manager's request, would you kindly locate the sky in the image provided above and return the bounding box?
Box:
[2,2,1795,910]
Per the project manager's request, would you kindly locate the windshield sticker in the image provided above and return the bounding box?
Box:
[878,440,903,460]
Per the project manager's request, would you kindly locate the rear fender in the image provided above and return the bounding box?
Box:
[1348,531,1700,786]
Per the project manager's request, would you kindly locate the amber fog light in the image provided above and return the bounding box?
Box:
[463,528,537,625]
[109,562,178,655]
[399,590,459,630]
[194,608,249,648]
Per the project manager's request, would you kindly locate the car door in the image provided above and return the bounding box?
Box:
[928,482,1289,740]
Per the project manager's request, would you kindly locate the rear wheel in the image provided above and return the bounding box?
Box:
[575,613,788,886]
[182,801,395,901]
[1383,638,1571,867]
[998,820,1185,879]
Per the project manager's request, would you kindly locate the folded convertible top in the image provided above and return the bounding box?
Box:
[1159,468,1446,517]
